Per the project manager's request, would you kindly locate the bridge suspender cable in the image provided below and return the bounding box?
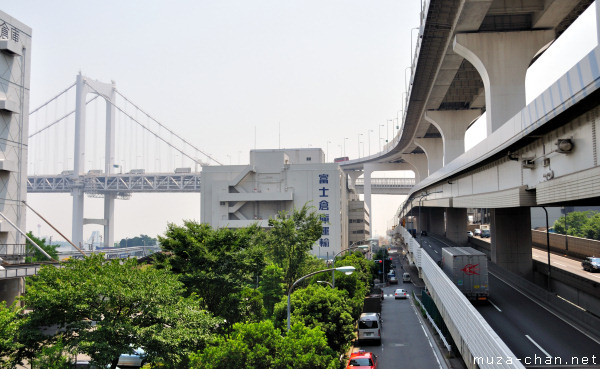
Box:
[21,201,87,257]
[28,82,76,115]
[28,95,101,138]
[0,210,57,262]
[113,90,223,165]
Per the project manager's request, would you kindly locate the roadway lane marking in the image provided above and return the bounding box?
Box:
[525,334,552,358]
[489,300,502,312]
[433,250,438,254]
[491,271,600,345]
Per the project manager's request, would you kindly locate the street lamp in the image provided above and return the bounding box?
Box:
[287,265,355,331]
[331,244,369,287]
[317,280,333,288]
[368,129,373,156]
[344,137,349,157]
[379,124,384,151]
[357,133,363,158]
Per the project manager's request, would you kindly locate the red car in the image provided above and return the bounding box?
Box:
[346,350,378,369]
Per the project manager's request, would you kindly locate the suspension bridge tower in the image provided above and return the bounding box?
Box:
[72,73,117,248]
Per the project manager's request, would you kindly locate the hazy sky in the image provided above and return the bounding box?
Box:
[3,1,597,244]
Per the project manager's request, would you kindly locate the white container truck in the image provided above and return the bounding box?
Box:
[441,247,489,301]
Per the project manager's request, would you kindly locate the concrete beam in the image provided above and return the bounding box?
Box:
[425,110,482,165]
[454,30,554,135]
[414,137,444,175]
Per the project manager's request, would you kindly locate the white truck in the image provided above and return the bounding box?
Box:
[441,247,489,301]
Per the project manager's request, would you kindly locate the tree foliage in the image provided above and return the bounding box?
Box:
[17,254,220,369]
[0,302,24,367]
[25,231,59,262]
[259,264,286,317]
[553,211,600,240]
[156,221,267,326]
[118,234,157,247]
[273,284,355,354]
[266,205,323,290]
[189,320,338,369]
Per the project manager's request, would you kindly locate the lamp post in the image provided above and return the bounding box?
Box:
[357,133,363,158]
[379,124,384,151]
[344,137,349,157]
[368,129,373,156]
[317,280,333,288]
[331,244,369,287]
[287,266,356,331]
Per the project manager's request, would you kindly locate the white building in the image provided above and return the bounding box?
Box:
[201,148,349,259]
[0,11,33,305]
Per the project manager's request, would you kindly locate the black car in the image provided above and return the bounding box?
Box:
[420,230,427,236]
[582,257,600,272]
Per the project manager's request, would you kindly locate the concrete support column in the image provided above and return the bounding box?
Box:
[429,207,445,236]
[103,82,117,248]
[446,208,467,245]
[597,0,600,46]
[491,207,533,277]
[363,165,374,236]
[424,110,482,164]
[72,73,87,248]
[414,137,443,175]
[0,278,24,307]
[454,30,554,134]
[402,153,428,183]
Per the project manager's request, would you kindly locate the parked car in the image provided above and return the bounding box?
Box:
[347,350,378,368]
[394,288,408,299]
[357,313,382,345]
[481,229,490,238]
[474,229,482,237]
[582,257,600,272]
[467,231,474,237]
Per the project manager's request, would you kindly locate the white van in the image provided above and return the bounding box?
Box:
[357,312,381,345]
[402,272,411,283]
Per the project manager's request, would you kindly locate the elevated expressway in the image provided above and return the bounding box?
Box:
[340,1,600,368]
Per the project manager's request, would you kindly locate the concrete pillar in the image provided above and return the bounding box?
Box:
[597,0,600,46]
[402,153,428,183]
[363,165,373,236]
[103,82,117,248]
[491,207,533,277]
[0,278,24,307]
[446,208,467,245]
[424,110,482,164]
[72,73,87,247]
[414,137,444,175]
[454,30,554,135]
[429,207,445,236]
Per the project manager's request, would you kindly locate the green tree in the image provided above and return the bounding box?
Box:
[0,302,24,368]
[553,211,595,237]
[582,212,600,240]
[17,254,220,369]
[259,264,286,317]
[273,284,355,354]
[118,234,157,247]
[29,337,71,369]
[156,221,267,326]
[266,205,323,290]
[25,232,58,262]
[189,320,337,369]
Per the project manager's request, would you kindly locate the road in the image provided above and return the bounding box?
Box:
[352,250,448,369]
[418,235,600,366]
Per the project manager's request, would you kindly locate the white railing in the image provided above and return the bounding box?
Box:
[399,226,524,369]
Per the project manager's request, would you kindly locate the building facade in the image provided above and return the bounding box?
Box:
[0,11,33,305]
[201,148,349,259]
[348,194,370,245]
